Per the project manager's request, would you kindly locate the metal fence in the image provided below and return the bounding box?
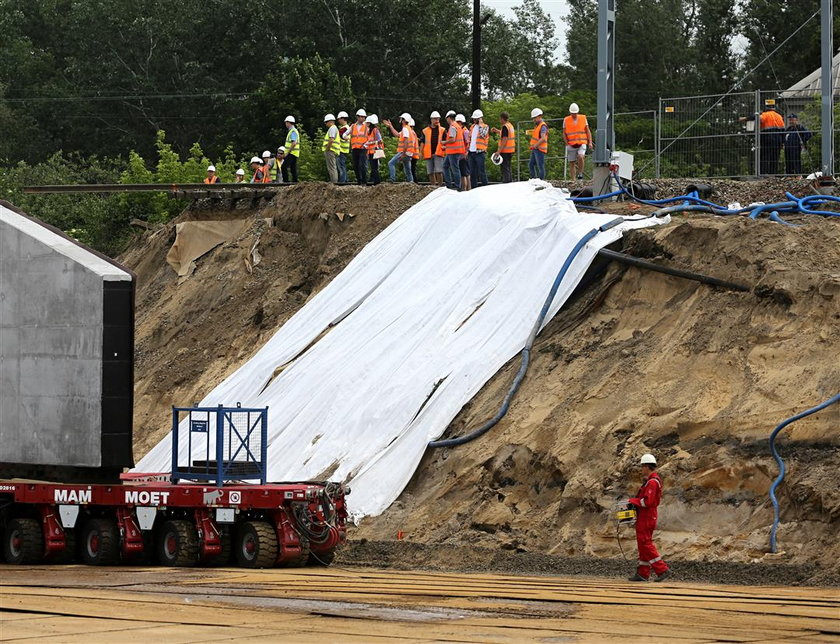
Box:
[513,111,659,181]
[656,89,838,178]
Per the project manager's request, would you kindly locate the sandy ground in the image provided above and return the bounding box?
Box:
[120,179,840,583]
[1,565,837,643]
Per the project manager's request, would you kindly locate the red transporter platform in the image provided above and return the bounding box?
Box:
[0,478,348,568]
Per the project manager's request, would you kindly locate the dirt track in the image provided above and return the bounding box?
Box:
[1,565,837,643]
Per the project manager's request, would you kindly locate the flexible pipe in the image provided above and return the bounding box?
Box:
[768,393,840,553]
[428,217,626,448]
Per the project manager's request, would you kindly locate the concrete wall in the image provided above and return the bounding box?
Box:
[0,203,132,469]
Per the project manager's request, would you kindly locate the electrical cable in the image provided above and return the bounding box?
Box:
[768,393,840,553]
[428,217,626,449]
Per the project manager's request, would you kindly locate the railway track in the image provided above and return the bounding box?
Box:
[1,565,837,642]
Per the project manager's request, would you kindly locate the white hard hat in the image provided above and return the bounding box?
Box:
[471,109,483,119]
[490,152,503,165]
[365,114,379,125]
[235,168,245,176]
[250,156,262,164]
[262,150,271,158]
[408,118,415,127]
[531,108,543,118]
[337,110,349,119]
[206,165,216,172]
[284,115,295,123]
[400,112,411,121]
[640,453,657,465]
[277,146,286,153]
[445,110,456,118]
[324,113,336,122]
[430,110,441,119]
[569,102,580,114]
[356,108,367,117]
[455,113,466,123]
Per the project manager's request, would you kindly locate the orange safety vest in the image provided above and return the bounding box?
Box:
[498,122,515,154]
[530,119,548,153]
[759,110,785,130]
[470,124,490,152]
[398,126,419,158]
[445,123,466,156]
[366,127,383,156]
[252,166,270,183]
[564,115,589,146]
[203,175,221,184]
[422,126,445,159]
[350,122,368,149]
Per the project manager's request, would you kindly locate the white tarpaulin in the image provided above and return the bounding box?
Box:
[136,182,667,519]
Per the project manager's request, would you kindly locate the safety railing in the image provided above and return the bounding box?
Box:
[171,404,268,486]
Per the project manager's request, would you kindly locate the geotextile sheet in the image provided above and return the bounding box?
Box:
[136,181,667,519]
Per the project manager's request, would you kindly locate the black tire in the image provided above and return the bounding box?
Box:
[307,547,336,567]
[156,520,199,567]
[47,529,77,564]
[234,521,278,568]
[80,518,120,566]
[203,526,232,567]
[3,518,44,565]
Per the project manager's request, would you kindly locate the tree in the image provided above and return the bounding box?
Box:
[739,0,840,91]
[481,0,568,99]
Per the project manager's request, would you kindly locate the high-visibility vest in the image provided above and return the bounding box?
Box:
[322,126,340,153]
[285,127,300,157]
[251,167,269,183]
[338,125,350,154]
[530,119,548,153]
[422,126,445,159]
[366,127,383,156]
[350,122,368,149]
[398,127,419,158]
[445,123,466,156]
[759,110,785,130]
[203,175,221,184]
[564,115,589,146]
[470,124,489,152]
[498,122,515,154]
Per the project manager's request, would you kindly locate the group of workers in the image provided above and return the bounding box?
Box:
[202,104,595,189]
[758,106,813,175]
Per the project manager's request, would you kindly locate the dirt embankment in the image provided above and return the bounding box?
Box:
[121,183,434,457]
[121,179,840,581]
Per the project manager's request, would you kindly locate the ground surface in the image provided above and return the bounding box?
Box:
[1,565,837,643]
[120,178,840,582]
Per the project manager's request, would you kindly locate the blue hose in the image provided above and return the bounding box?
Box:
[429,217,625,448]
[768,393,840,553]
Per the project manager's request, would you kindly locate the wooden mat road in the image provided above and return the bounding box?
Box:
[1,565,838,643]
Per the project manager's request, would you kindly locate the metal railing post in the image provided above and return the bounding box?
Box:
[755,90,762,176]
[215,405,224,487]
[655,107,661,178]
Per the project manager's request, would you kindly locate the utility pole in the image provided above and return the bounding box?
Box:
[472,0,481,112]
[821,0,833,176]
[592,0,616,196]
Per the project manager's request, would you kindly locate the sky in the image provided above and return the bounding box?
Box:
[484,0,570,62]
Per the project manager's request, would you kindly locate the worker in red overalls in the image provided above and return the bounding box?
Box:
[627,453,670,582]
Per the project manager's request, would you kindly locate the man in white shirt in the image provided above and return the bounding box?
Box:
[322,114,340,184]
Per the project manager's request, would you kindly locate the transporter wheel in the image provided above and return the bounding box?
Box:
[203,526,232,567]
[47,529,77,564]
[235,521,278,568]
[3,518,44,565]
[307,547,336,567]
[80,518,120,566]
[157,520,199,567]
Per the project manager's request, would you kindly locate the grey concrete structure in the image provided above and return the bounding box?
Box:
[0,202,134,473]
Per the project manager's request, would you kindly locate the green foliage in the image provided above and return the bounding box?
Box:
[0,153,129,254]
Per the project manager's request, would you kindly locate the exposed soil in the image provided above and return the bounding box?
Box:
[121,178,840,585]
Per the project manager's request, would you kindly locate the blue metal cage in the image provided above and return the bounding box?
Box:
[171,403,268,486]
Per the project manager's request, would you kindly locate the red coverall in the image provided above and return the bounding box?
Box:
[629,471,669,579]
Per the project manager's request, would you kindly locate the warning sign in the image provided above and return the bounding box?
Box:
[664,106,674,113]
